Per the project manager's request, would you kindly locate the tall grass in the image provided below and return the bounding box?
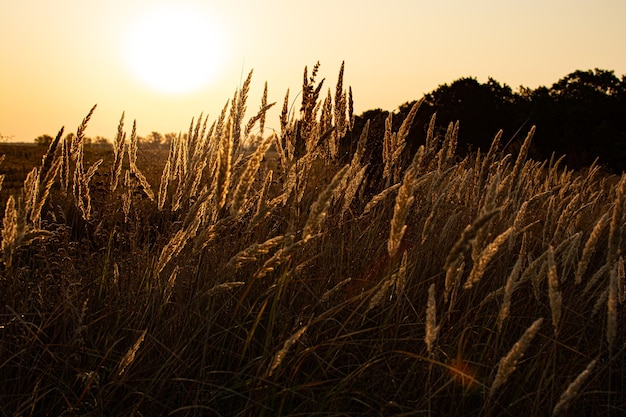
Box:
[0,63,624,416]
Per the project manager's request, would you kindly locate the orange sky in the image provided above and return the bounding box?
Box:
[1,0,625,142]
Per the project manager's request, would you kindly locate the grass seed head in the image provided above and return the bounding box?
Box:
[552,359,597,416]
[490,317,543,397]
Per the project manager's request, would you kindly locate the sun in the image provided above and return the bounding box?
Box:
[123,5,228,94]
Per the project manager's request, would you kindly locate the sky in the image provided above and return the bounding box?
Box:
[1,0,625,143]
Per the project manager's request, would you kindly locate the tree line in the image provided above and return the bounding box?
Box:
[348,68,626,172]
[34,131,177,147]
[31,68,626,171]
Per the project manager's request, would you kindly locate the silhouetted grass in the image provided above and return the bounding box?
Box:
[0,63,624,416]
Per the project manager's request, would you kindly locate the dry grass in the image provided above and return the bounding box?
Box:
[0,63,624,417]
[490,317,544,397]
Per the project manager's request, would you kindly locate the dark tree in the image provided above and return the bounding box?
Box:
[163,133,178,146]
[529,69,626,170]
[348,68,626,173]
[423,77,527,155]
[346,108,390,165]
[551,69,622,99]
[34,134,54,146]
[145,131,164,146]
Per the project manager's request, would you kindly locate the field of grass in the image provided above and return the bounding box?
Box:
[1,64,624,416]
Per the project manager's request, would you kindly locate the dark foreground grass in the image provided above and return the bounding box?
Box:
[1,64,625,416]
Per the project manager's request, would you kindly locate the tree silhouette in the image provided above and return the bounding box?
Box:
[348,68,626,172]
[34,134,54,146]
[529,69,626,169]
[551,69,622,99]
[145,131,164,146]
[423,77,527,154]
[347,109,389,161]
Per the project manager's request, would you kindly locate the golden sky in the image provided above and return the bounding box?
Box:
[1,0,625,142]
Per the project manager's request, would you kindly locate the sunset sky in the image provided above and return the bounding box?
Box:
[2,0,625,142]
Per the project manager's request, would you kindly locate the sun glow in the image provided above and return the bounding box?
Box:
[123,5,228,94]
[448,355,479,390]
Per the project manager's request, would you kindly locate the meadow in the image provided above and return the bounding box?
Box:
[0,64,624,416]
